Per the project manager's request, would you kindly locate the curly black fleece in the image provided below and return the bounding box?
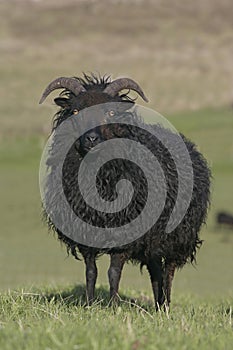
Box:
[44,74,211,268]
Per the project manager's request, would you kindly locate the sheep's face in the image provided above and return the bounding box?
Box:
[54,92,131,156]
[39,74,148,156]
[75,102,134,157]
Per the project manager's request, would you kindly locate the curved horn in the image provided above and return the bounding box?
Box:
[104,78,149,102]
[39,77,87,104]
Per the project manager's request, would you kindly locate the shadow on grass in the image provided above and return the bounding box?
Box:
[44,284,109,307]
[41,284,154,310]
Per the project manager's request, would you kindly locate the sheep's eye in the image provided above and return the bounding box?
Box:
[73,109,79,115]
[108,110,115,117]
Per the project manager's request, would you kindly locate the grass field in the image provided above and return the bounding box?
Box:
[0,1,233,349]
[0,288,232,350]
[0,107,232,350]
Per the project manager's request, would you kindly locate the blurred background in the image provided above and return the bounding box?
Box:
[0,0,232,298]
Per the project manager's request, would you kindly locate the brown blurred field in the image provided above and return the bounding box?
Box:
[0,0,232,298]
[0,0,233,135]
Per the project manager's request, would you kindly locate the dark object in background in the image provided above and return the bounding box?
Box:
[216,211,233,229]
[39,73,211,309]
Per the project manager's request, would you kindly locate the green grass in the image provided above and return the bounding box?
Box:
[0,287,232,350]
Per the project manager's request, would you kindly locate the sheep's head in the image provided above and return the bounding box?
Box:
[39,74,148,155]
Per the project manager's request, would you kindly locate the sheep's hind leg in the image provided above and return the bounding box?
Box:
[83,253,98,305]
[147,257,165,310]
[108,253,126,304]
[163,262,176,308]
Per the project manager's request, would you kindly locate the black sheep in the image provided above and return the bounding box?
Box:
[39,73,211,308]
[216,212,233,229]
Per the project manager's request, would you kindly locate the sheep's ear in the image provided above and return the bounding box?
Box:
[54,97,70,108]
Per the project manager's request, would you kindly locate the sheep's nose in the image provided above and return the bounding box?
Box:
[86,132,99,143]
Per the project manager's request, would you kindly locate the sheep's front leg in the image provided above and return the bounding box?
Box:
[108,253,126,303]
[84,253,98,305]
[147,257,165,309]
